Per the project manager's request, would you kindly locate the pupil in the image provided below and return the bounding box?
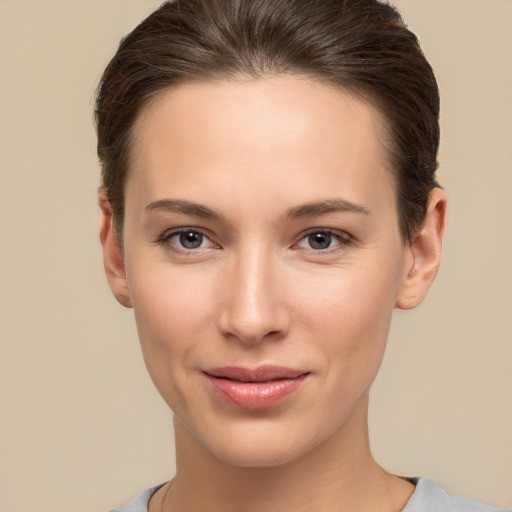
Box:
[180,232,202,249]
[309,232,331,250]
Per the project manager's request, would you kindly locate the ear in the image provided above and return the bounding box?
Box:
[98,188,133,308]
[396,187,447,310]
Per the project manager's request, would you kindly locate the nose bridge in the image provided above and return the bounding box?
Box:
[218,242,288,344]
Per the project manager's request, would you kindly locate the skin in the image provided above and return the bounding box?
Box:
[99,76,446,511]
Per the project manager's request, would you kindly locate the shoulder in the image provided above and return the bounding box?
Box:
[403,478,511,512]
[107,484,164,512]
[107,479,510,512]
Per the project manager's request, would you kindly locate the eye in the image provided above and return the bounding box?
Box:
[159,228,216,251]
[296,230,351,251]
[176,231,206,249]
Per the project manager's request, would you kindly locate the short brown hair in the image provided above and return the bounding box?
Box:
[95,0,440,242]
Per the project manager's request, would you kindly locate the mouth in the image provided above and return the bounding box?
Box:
[203,365,310,410]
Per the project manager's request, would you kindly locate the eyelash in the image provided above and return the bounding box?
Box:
[156,228,217,254]
[156,227,354,254]
[294,228,353,254]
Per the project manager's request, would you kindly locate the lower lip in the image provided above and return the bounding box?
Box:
[205,374,309,410]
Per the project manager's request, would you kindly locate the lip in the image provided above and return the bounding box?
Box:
[204,365,310,410]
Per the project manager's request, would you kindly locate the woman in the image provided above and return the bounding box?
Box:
[95,0,508,510]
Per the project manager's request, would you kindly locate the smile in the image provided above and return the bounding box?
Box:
[204,365,310,410]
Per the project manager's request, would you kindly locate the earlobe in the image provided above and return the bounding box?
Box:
[395,187,447,310]
[98,188,133,308]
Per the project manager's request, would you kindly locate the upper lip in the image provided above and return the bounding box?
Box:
[204,365,309,382]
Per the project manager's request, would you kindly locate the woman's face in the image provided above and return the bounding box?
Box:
[118,76,412,466]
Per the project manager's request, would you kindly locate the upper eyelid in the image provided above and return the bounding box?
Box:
[293,229,354,252]
[157,227,217,249]
[296,228,352,242]
[160,226,212,240]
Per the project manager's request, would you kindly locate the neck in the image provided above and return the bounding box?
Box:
[159,396,413,512]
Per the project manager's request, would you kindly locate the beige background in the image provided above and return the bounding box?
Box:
[0,1,511,510]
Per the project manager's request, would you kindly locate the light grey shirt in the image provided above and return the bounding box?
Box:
[109,478,511,511]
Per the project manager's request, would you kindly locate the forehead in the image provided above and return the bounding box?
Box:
[127,76,395,211]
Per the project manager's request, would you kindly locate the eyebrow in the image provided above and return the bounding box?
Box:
[144,197,370,220]
[145,199,223,219]
[285,198,370,219]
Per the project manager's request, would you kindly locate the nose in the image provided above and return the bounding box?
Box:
[217,247,290,345]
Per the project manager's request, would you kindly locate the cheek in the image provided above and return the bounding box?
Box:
[291,257,403,378]
[126,264,216,395]
[295,258,401,332]
[129,260,216,336]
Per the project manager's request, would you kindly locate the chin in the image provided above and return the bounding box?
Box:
[211,441,306,469]
[195,417,325,469]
